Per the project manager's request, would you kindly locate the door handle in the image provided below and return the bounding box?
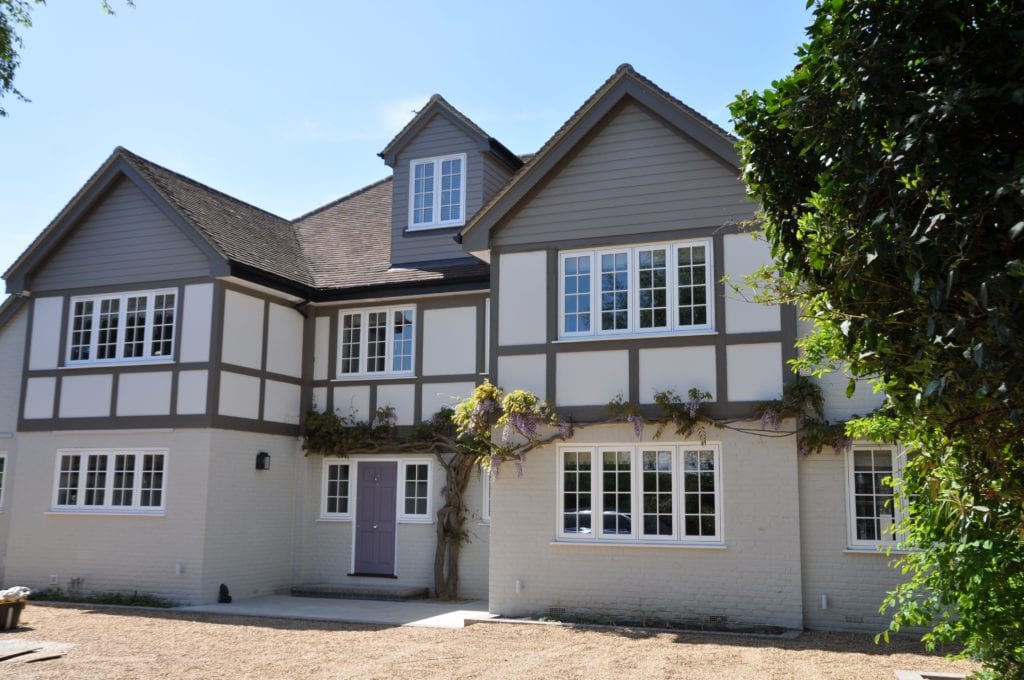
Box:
[372,524,378,530]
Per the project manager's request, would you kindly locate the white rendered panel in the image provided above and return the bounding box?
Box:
[180,283,214,363]
[556,351,629,407]
[727,343,783,402]
[423,306,477,376]
[264,380,301,424]
[723,234,780,334]
[59,374,113,418]
[23,377,56,419]
[484,298,491,372]
[266,303,303,378]
[29,296,63,370]
[498,251,547,346]
[377,384,415,426]
[497,354,546,398]
[116,371,172,416]
[311,387,328,413]
[313,316,330,381]
[218,371,261,420]
[638,346,717,403]
[421,381,476,421]
[221,290,264,370]
[331,385,370,420]
[176,369,208,415]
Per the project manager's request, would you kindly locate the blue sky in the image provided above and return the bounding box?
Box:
[0,1,812,291]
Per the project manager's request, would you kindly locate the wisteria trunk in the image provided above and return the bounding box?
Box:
[433,451,478,600]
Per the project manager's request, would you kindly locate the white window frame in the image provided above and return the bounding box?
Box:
[320,460,353,520]
[555,443,723,545]
[0,453,7,510]
[558,238,714,340]
[50,449,167,515]
[398,459,433,522]
[407,153,468,230]
[845,444,909,549]
[335,305,416,379]
[65,289,178,365]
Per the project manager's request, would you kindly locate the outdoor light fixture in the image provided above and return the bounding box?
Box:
[255,451,271,471]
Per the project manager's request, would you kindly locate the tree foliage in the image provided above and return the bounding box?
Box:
[0,0,132,117]
[731,0,1024,674]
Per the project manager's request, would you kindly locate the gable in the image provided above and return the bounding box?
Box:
[493,100,752,248]
[390,113,486,265]
[28,176,215,292]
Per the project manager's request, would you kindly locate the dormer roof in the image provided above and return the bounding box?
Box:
[378,94,520,170]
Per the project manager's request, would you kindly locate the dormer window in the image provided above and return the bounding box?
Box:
[409,153,466,229]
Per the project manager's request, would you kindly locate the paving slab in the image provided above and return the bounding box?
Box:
[177,595,494,629]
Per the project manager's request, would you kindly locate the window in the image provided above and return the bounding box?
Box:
[400,462,431,521]
[52,450,166,513]
[846,445,909,548]
[557,443,722,544]
[0,453,6,509]
[67,290,177,364]
[337,306,415,378]
[408,154,467,229]
[321,461,352,519]
[558,239,713,339]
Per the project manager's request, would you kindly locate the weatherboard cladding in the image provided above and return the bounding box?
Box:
[29,178,213,292]
[493,101,752,247]
[390,113,486,265]
[118,149,316,287]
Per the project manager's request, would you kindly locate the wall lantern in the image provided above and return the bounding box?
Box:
[255,451,271,471]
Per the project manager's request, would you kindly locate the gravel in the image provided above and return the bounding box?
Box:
[0,604,979,679]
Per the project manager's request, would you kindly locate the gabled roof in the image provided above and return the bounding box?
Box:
[460,64,740,253]
[378,94,521,170]
[4,147,314,293]
[293,177,489,295]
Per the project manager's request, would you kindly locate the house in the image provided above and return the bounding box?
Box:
[0,65,903,631]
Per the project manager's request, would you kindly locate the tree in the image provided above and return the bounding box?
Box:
[730,1,1024,675]
[0,0,132,117]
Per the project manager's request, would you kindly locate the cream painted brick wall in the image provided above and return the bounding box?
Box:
[201,431,301,602]
[798,452,907,631]
[3,430,213,604]
[0,306,27,581]
[294,455,489,599]
[489,422,803,629]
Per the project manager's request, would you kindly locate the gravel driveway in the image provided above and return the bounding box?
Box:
[0,604,978,679]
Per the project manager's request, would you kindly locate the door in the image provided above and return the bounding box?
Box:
[353,461,397,576]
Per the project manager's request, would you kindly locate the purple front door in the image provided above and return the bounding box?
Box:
[353,461,397,576]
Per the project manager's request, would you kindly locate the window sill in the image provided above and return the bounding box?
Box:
[405,223,464,233]
[317,516,353,523]
[332,374,417,382]
[398,517,434,525]
[551,539,726,550]
[553,330,718,344]
[844,547,917,555]
[46,509,165,517]
[61,359,176,369]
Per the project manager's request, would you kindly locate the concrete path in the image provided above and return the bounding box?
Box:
[177,595,495,629]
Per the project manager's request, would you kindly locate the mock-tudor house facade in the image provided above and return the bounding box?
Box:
[0,65,901,631]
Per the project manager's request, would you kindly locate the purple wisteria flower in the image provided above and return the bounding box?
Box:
[626,413,644,438]
[558,420,572,439]
[686,396,701,419]
[833,435,852,455]
[760,407,780,432]
[503,412,538,441]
